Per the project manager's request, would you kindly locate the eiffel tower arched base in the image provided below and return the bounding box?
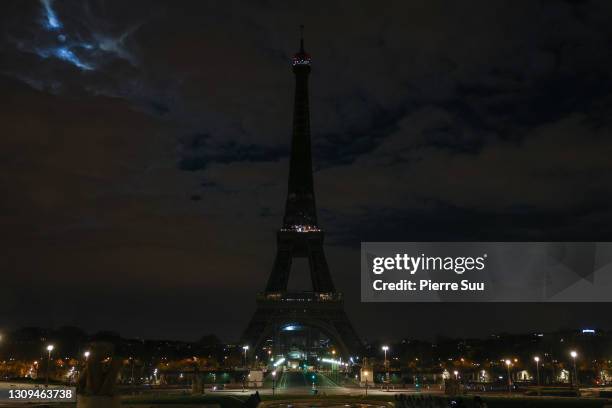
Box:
[242,292,362,358]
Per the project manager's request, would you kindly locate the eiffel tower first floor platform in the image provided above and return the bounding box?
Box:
[241,291,363,360]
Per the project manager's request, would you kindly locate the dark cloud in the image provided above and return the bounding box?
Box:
[1,0,612,341]
[178,133,287,171]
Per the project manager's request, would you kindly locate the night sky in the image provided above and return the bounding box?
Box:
[2,1,612,342]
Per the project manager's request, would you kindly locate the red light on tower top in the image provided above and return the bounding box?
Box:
[292,25,311,66]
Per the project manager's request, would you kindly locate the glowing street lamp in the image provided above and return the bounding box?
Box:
[242,345,249,367]
[534,356,540,387]
[453,370,459,380]
[362,370,370,396]
[76,350,91,383]
[272,371,276,395]
[46,344,55,387]
[382,345,389,379]
[505,359,513,393]
[570,350,578,386]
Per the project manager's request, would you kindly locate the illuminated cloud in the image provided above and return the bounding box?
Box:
[35,46,94,70]
[2,0,148,101]
[41,0,61,30]
[95,24,142,66]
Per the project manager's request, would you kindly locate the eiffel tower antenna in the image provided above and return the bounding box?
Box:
[300,24,305,53]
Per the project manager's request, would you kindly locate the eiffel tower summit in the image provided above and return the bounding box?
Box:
[241,28,362,361]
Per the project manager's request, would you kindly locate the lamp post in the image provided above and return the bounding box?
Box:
[505,360,512,393]
[382,345,389,380]
[46,344,54,387]
[453,370,459,380]
[128,356,135,385]
[243,345,249,368]
[79,351,90,383]
[272,370,276,396]
[534,356,540,387]
[570,351,578,387]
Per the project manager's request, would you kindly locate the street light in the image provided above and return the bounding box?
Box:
[382,345,389,379]
[77,350,91,384]
[570,350,578,387]
[453,370,459,380]
[46,344,55,387]
[272,371,276,396]
[534,356,540,387]
[505,360,512,393]
[363,370,369,396]
[242,345,249,367]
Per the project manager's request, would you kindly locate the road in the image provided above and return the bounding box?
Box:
[234,370,441,397]
[275,371,340,392]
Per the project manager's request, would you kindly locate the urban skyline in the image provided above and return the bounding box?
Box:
[1,325,609,385]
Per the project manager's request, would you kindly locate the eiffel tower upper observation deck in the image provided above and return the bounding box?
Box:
[241,28,362,359]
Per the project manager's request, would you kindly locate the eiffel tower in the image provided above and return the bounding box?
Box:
[241,28,362,359]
